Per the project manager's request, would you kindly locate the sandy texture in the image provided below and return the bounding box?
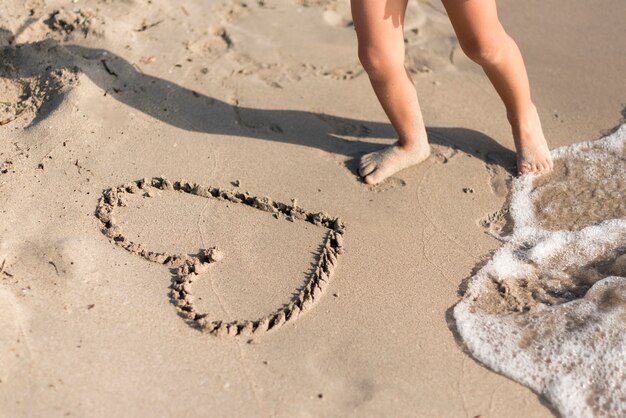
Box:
[1,0,625,417]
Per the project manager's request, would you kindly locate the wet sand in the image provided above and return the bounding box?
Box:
[1,0,625,416]
[456,126,626,417]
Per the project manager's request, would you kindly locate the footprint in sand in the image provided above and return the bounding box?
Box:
[223,0,362,85]
[96,177,346,338]
[478,207,512,239]
[455,124,626,418]
[42,8,104,40]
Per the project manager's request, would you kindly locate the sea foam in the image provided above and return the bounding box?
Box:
[454,124,626,418]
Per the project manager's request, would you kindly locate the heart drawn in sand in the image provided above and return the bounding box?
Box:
[96,177,346,338]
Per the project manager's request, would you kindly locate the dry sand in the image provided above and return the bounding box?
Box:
[0,0,625,416]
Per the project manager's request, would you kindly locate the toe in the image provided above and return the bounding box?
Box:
[359,161,377,177]
[364,170,382,185]
[518,162,531,175]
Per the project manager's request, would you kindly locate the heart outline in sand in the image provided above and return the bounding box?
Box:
[96,177,346,337]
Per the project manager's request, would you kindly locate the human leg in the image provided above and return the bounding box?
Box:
[351,0,430,184]
[441,0,553,173]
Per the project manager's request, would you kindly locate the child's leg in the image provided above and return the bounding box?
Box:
[441,0,553,174]
[352,0,431,185]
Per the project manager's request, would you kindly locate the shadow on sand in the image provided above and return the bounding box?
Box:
[1,38,517,177]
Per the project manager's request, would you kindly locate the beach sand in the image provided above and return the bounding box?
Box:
[0,0,625,416]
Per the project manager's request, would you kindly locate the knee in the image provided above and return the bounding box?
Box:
[459,32,508,66]
[358,46,405,79]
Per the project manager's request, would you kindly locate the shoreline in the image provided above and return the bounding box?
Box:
[1,0,625,416]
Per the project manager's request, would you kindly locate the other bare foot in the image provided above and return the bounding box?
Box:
[359,141,430,185]
[510,106,553,175]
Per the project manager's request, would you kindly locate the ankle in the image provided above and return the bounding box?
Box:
[395,137,413,150]
[507,104,539,131]
[397,131,428,152]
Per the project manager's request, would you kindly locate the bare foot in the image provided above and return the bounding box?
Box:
[510,106,553,175]
[359,141,431,185]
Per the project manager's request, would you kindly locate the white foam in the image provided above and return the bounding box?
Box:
[455,124,626,418]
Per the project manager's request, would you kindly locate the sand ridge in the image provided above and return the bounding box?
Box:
[0,39,79,127]
[0,66,77,128]
[96,176,346,338]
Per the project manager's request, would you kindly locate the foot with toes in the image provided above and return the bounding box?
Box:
[359,141,431,185]
[511,106,553,175]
